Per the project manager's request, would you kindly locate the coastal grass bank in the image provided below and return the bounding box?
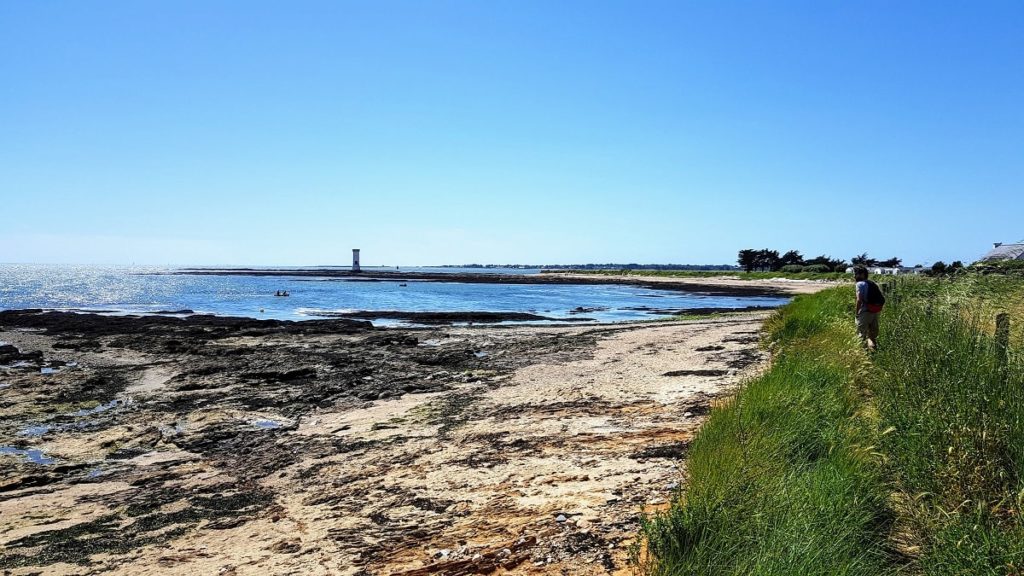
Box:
[637,275,1024,574]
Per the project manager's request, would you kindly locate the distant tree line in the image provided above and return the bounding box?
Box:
[450,263,737,270]
[736,249,905,273]
[850,253,903,268]
[928,260,965,276]
[540,263,736,271]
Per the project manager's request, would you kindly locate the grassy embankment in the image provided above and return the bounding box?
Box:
[638,274,1024,574]
[542,269,848,281]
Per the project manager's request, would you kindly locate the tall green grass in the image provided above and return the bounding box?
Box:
[872,279,1024,574]
[639,287,893,575]
[640,276,1024,575]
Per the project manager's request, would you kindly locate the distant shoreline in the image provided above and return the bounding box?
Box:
[165,268,808,297]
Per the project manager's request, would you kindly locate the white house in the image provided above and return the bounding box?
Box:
[845,266,926,276]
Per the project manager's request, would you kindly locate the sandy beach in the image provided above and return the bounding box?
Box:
[543,273,834,295]
[0,280,824,574]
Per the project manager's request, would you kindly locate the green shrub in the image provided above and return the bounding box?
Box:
[804,264,831,273]
[780,264,805,273]
[971,259,1024,277]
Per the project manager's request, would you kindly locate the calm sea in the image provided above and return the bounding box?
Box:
[0,265,789,325]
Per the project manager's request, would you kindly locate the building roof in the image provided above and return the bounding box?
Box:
[979,242,1024,262]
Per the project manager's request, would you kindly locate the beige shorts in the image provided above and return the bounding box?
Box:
[856,310,880,341]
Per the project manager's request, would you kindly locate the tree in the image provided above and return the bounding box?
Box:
[804,254,848,271]
[877,257,902,268]
[754,249,781,272]
[852,253,878,267]
[737,249,758,273]
[931,261,947,275]
[805,254,832,266]
[780,250,804,267]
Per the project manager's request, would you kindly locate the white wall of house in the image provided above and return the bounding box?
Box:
[845,266,924,275]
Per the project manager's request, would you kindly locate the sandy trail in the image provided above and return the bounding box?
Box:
[1,313,771,575]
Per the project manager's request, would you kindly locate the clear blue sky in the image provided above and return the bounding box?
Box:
[1,1,1021,266]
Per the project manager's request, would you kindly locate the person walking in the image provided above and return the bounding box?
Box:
[853,266,885,351]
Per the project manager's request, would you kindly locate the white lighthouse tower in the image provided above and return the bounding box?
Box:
[352,249,361,272]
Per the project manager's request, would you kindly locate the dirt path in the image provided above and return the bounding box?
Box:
[1,313,770,575]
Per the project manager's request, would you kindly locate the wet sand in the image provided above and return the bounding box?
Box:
[0,305,785,575]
